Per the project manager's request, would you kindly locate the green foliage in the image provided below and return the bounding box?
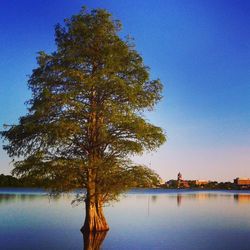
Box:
[216,182,239,190]
[1,7,166,202]
[165,180,178,189]
[0,174,39,187]
[0,174,20,187]
[128,165,162,188]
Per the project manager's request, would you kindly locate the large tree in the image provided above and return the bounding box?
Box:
[1,8,166,232]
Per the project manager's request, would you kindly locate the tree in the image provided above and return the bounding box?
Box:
[1,7,166,232]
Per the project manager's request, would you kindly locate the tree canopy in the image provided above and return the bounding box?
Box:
[1,7,166,232]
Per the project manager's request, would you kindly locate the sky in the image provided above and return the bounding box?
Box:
[0,0,250,182]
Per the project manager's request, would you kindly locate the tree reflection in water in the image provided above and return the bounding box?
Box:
[82,231,108,250]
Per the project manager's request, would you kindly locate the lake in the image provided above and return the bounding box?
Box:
[0,188,250,250]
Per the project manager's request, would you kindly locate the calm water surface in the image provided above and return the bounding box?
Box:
[0,188,250,250]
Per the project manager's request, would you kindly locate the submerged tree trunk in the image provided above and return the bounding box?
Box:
[81,170,109,233]
[95,197,109,230]
[81,197,109,233]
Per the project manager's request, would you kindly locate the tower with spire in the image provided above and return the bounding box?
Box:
[177,172,182,181]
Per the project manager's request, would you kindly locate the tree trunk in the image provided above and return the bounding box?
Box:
[81,170,109,233]
[95,198,109,231]
[81,197,109,233]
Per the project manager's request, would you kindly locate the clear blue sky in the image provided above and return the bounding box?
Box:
[0,0,250,181]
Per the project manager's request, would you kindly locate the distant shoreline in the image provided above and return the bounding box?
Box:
[0,187,249,192]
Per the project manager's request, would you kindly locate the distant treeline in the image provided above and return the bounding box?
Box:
[0,174,39,188]
[162,180,247,190]
[1,173,247,190]
[0,172,160,188]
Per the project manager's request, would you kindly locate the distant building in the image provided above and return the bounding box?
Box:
[194,180,209,186]
[234,178,250,187]
[177,172,189,188]
[177,172,182,181]
[165,173,211,188]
